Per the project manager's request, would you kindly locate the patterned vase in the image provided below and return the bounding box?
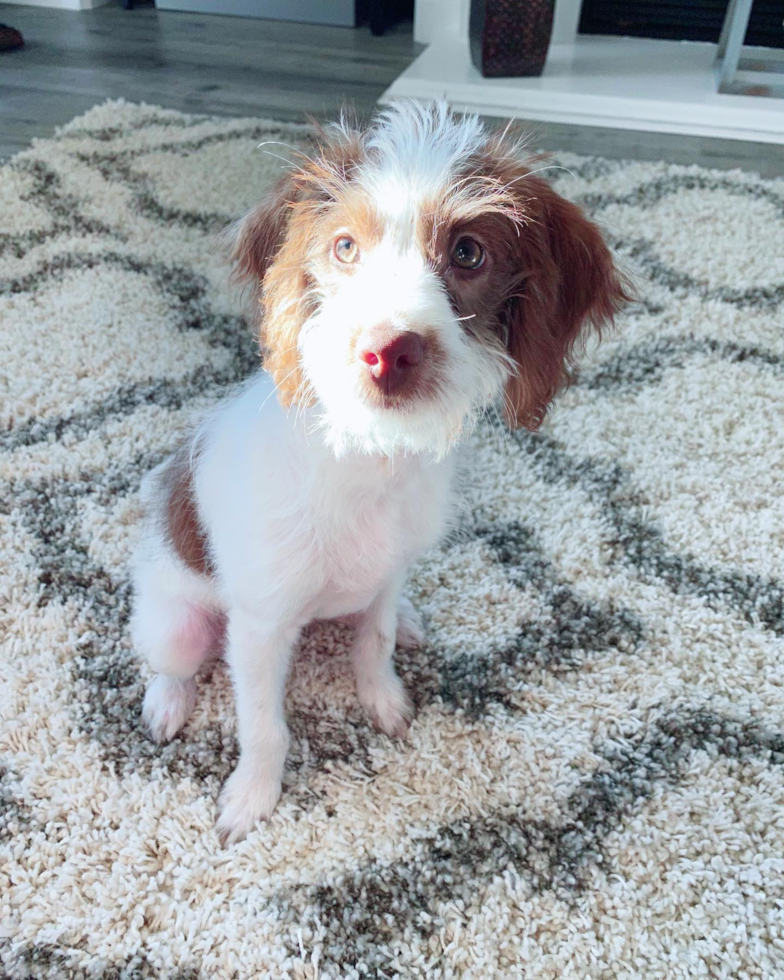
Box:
[469,0,556,77]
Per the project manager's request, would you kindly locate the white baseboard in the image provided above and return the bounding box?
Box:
[1,0,112,8]
[154,0,356,25]
[414,0,469,44]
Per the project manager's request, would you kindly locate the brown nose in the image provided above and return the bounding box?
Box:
[357,329,424,395]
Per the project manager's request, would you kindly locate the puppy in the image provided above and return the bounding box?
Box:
[131,100,628,843]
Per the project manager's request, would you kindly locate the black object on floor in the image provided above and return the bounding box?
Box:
[0,24,24,52]
[367,0,414,36]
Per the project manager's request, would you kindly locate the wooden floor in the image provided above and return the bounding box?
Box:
[0,0,421,159]
[0,0,781,176]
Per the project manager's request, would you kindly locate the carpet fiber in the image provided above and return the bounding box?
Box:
[2,102,784,979]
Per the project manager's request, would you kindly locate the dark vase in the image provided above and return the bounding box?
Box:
[470,0,556,78]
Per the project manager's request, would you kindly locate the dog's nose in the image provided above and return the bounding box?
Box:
[358,329,424,395]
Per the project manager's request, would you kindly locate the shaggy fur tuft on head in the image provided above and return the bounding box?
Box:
[231,99,631,455]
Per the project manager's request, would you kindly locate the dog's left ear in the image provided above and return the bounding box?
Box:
[229,172,300,298]
[502,174,631,429]
[229,121,365,407]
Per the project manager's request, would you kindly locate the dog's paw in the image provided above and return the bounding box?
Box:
[358,670,414,739]
[215,761,282,846]
[396,597,425,650]
[142,675,197,742]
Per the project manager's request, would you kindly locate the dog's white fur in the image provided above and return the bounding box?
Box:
[132,101,626,843]
[134,375,448,841]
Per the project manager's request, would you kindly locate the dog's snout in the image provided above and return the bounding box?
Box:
[358,328,424,395]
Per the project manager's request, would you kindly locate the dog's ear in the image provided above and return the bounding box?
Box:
[502,175,631,429]
[229,170,312,406]
[230,123,365,407]
[230,172,299,298]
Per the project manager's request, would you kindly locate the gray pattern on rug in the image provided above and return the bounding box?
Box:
[1,102,783,980]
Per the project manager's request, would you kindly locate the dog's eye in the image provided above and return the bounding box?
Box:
[451,237,485,270]
[334,236,359,264]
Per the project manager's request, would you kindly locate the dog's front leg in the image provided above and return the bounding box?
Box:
[352,579,414,739]
[216,610,299,844]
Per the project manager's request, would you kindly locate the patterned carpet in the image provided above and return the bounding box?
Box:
[2,101,784,979]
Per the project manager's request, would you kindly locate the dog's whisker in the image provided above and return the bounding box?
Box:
[256,140,317,168]
[500,165,577,190]
[258,365,301,413]
[259,149,313,178]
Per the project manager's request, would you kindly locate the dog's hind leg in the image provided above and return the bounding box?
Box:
[133,582,224,742]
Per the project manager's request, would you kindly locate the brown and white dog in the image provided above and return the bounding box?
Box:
[131,100,629,843]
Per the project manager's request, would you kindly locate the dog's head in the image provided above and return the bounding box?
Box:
[232,101,629,457]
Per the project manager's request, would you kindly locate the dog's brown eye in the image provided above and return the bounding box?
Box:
[451,237,485,270]
[334,236,359,264]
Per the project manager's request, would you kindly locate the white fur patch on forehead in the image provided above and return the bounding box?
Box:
[358,100,488,218]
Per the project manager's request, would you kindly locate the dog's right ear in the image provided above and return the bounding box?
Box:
[229,122,364,407]
[230,169,314,407]
[229,173,298,297]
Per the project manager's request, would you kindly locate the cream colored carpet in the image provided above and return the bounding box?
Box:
[2,101,784,979]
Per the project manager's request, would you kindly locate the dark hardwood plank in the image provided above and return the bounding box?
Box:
[0,1,421,158]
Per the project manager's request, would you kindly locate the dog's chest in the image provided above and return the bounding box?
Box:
[314,511,400,618]
[307,460,448,618]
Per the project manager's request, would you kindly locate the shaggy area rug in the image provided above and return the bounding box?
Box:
[2,101,783,980]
